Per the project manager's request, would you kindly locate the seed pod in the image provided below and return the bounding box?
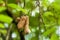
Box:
[24,16,31,34]
[17,16,26,29]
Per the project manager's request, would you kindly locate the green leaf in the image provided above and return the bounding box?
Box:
[0,30,7,34]
[43,27,56,37]
[51,2,60,10]
[8,4,19,9]
[25,1,34,9]
[0,14,13,23]
[43,12,53,17]
[0,0,4,3]
[8,4,27,14]
[50,33,59,40]
[42,0,49,7]
[0,23,5,28]
[0,6,6,12]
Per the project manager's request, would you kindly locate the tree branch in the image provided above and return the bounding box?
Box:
[36,0,46,40]
[16,0,25,40]
[6,24,13,40]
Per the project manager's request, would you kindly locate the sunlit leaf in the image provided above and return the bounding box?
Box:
[0,23,5,28]
[42,0,49,7]
[0,30,7,34]
[25,1,34,9]
[50,33,59,40]
[0,6,6,12]
[0,0,4,3]
[8,4,27,14]
[0,14,13,23]
[43,27,56,37]
[43,12,54,17]
[51,2,60,10]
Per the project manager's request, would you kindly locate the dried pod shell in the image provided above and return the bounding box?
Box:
[17,16,27,29]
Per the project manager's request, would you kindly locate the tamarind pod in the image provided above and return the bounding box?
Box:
[24,16,31,34]
[17,16,26,29]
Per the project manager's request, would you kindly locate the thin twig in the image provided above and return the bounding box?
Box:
[6,24,13,40]
[36,0,46,40]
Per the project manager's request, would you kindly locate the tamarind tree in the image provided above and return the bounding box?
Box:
[0,0,60,40]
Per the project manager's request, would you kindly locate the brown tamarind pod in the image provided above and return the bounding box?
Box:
[24,16,31,34]
[24,25,31,34]
[17,16,27,29]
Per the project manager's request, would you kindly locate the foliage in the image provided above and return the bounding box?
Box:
[0,0,60,40]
